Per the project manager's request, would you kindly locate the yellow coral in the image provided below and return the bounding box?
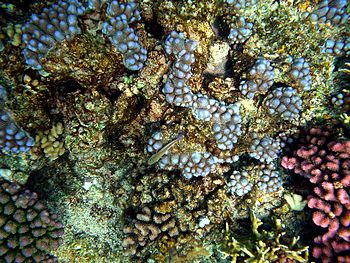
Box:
[32,122,65,161]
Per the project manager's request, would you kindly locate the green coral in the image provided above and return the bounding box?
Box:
[219,211,309,263]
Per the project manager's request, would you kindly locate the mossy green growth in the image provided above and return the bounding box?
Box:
[55,231,123,263]
[219,211,309,263]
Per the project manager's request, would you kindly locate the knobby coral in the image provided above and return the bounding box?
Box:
[0,179,64,262]
[282,127,350,262]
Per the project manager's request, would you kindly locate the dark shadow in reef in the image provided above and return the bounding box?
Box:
[25,157,82,213]
[143,16,165,40]
[54,78,87,97]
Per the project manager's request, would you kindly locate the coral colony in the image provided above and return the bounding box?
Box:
[0,179,64,262]
[0,85,34,153]
[0,0,349,262]
[282,128,350,262]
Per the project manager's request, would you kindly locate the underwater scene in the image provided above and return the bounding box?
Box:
[0,0,349,262]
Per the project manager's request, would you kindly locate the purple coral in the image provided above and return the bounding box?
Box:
[0,179,64,262]
[281,127,350,262]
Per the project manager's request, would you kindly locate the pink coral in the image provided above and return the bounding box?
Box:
[281,156,296,169]
[281,127,350,262]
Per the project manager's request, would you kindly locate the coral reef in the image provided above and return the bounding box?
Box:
[282,127,350,262]
[0,179,64,262]
[0,0,349,262]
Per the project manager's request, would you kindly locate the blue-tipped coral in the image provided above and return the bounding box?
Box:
[227,170,253,197]
[227,163,282,197]
[146,131,163,154]
[159,151,219,179]
[323,38,350,56]
[239,57,275,99]
[263,86,303,121]
[163,31,197,107]
[102,0,147,71]
[21,0,85,71]
[192,94,242,150]
[288,57,312,90]
[0,85,34,154]
[223,0,257,12]
[86,0,104,11]
[227,16,253,44]
[248,133,282,164]
[302,0,349,26]
[256,164,282,193]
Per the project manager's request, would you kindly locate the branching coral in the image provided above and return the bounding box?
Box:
[122,206,179,256]
[282,127,350,262]
[0,178,64,262]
